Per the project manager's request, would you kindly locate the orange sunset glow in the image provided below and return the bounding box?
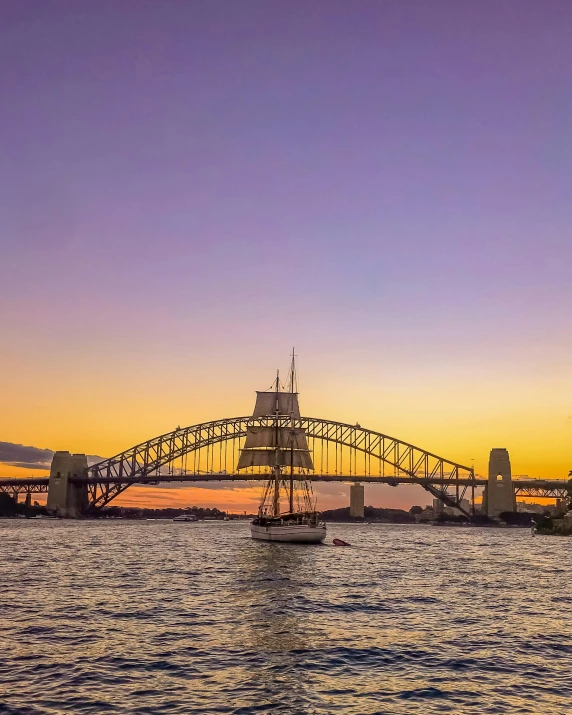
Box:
[2,356,570,512]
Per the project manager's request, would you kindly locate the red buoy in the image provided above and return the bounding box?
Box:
[333,538,351,546]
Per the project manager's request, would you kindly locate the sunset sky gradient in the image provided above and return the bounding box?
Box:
[1,1,571,510]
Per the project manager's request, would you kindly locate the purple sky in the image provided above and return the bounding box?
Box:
[1,1,571,505]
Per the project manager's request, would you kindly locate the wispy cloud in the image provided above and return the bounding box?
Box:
[0,442,53,469]
[0,441,105,470]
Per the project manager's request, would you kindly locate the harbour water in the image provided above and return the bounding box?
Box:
[1,520,570,714]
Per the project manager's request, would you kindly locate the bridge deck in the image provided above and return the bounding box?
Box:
[0,474,568,489]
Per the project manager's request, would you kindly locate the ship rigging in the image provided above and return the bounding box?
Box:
[238,352,326,543]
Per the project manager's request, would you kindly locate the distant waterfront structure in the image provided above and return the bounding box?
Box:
[517,501,540,513]
[515,500,568,517]
[555,498,567,514]
[350,483,364,518]
[433,498,471,518]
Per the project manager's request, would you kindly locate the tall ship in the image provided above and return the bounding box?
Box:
[238,353,326,543]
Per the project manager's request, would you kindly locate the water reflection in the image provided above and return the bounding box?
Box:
[232,541,321,710]
[237,542,315,649]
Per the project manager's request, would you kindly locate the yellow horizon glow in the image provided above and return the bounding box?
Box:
[1,351,570,511]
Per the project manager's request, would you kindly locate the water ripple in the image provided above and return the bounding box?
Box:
[1,520,570,714]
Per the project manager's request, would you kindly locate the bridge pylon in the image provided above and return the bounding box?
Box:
[482,448,516,517]
[47,452,89,518]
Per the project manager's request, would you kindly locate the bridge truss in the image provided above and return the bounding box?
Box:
[80,416,477,514]
[513,482,569,500]
[0,479,49,495]
[1,417,569,517]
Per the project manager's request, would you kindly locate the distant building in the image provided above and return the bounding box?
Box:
[433,498,471,518]
[450,498,471,516]
[555,499,568,515]
[416,506,434,522]
[516,501,549,514]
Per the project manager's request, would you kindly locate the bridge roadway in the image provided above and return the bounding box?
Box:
[0,473,569,498]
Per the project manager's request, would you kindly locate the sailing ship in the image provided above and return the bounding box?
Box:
[238,353,326,543]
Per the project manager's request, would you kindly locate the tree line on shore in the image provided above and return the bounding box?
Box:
[0,495,242,520]
[0,492,566,527]
[97,505,236,519]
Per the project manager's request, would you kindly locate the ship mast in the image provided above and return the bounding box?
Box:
[236,353,313,518]
[289,348,296,514]
[273,369,280,517]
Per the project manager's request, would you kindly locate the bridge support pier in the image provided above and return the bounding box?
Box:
[350,483,364,518]
[47,452,89,518]
[482,448,516,517]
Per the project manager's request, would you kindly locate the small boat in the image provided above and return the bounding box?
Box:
[240,352,326,544]
[332,538,351,546]
[173,514,198,522]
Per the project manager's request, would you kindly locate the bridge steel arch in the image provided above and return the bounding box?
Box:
[81,416,476,515]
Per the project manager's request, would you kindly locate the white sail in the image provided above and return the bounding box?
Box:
[237,449,313,470]
[252,391,301,418]
[243,426,310,450]
[238,423,313,470]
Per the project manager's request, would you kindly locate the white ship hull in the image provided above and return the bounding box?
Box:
[250,522,327,543]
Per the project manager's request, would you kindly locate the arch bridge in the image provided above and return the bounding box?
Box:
[4,416,477,517]
[1,417,568,518]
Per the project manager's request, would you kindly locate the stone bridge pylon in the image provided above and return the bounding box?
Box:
[482,448,516,517]
[47,451,89,518]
